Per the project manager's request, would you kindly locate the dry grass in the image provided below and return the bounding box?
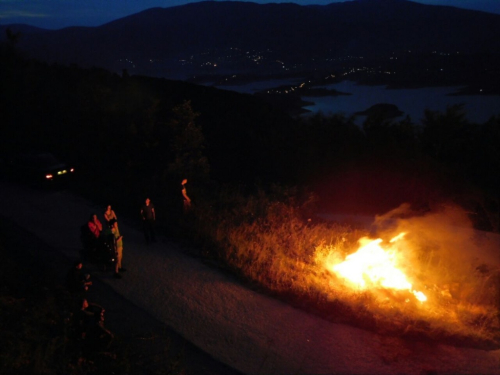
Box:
[191,187,500,349]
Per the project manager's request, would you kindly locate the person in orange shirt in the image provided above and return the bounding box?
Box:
[181,179,191,213]
[111,221,124,278]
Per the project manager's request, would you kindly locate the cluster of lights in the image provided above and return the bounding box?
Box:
[119,58,135,68]
[45,168,75,180]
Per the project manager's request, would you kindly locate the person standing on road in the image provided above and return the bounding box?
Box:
[88,214,102,239]
[111,221,124,278]
[86,214,103,252]
[140,197,156,244]
[104,205,118,228]
[181,178,191,213]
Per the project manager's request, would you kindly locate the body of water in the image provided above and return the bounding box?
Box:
[217,79,500,125]
[303,81,500,125]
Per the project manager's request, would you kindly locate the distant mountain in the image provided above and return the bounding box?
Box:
[2,0,500,79]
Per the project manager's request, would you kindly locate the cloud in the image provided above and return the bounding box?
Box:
[0,9,48,19]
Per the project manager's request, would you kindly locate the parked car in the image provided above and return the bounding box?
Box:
[6,152,75,184]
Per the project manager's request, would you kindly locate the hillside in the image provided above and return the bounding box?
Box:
[0,48,298,188]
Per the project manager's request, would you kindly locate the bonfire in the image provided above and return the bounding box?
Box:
[331,233,427,302]
[313,206,500,348]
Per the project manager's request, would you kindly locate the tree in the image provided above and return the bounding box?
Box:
[420,103,472,164]
[167,100,210,183]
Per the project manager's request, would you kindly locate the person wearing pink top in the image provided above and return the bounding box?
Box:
[88,214,102,238]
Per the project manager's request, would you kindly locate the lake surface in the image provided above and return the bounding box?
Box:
[303,81,500,125]
[218,79,500,125]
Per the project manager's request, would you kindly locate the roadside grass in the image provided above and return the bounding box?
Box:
[188,187,500,350]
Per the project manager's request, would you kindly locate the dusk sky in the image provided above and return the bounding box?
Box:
[1,0,499,29]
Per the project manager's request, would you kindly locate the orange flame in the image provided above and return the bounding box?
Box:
[332,233,427,302]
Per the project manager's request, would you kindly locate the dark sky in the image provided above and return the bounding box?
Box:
[1,0,499,30]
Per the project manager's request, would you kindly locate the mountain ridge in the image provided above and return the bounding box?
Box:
[2,0,500,78]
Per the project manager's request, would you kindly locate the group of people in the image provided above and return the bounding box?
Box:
[67,179,192,364]
[82,196,160,280]
[69,202,125,362]
[83,179,192,273]
[86,205,125,279]
[65,261,114,363]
